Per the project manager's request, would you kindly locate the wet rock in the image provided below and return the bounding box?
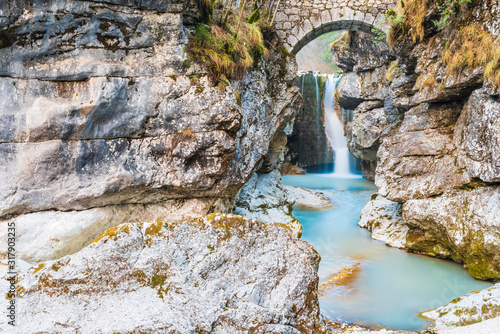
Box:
[233,171,302,237]
[286,73,333,171]
[284,186,334,211]
[0,215,323,333]
[422,283,500,330]
[403,186,500,280]
[280,162,306,175]
[358,195,408,249]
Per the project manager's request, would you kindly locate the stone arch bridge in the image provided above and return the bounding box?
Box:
[269,0,397,54]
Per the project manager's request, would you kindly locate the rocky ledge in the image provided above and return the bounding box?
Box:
[1,214,323,333]
[422,283,500,330]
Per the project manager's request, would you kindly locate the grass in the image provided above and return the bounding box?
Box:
[443,24,500,87]
[386,0,428,49]
[185,4,269,82]
[385,1,500,88]
[331,30,352,52]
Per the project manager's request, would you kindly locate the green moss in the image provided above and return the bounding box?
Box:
[464,230,499,279]
[185,12,267,83]
[151,274,169,299]
[150,275,167,289]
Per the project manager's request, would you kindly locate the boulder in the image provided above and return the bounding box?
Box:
[358,195,408,249]
[233,171,302,237]
[1,215,323,333]
[403,186,500,280]
[422,283,500,330]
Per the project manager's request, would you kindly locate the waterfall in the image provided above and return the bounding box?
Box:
[313,73,322,166]
[323,74,357,177]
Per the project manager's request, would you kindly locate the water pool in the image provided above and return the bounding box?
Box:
[282,174,492,331]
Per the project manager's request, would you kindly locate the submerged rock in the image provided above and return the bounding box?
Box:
[285,186,334,211]
[1,215,323,333]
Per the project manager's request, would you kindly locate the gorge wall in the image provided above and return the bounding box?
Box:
[0,0,300,262]
[335,0,500,280]
[0,1,331,333]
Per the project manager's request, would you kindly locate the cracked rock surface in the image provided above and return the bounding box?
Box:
[0,214,323,333]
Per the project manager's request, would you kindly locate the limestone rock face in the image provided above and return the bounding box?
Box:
[403,187,500,280]
[336,67,391,110]
[0,215,323,333]
[455,89,500,183]
[0,0,301,262]
[346,102,401,163]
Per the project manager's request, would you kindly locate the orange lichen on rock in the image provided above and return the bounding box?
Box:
[92,224,130,244]
[318,261,362,297]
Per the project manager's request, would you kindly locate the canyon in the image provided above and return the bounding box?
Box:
[1,0,499,333]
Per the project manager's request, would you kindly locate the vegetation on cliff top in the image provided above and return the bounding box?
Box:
[186,1,282,83]
[385,0,500,88]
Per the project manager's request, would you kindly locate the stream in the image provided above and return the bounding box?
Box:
[282,174,492,331]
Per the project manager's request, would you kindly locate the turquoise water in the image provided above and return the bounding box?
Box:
[282,174,492,331]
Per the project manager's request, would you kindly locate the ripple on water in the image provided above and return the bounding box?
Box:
[282,174,493,331]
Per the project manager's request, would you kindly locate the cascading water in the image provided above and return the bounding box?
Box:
[313,73,322,165]
[323,74,357,177]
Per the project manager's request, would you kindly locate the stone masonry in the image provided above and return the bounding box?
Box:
[271,0,396,54]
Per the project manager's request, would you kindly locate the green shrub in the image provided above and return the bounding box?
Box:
[186,5,268,82]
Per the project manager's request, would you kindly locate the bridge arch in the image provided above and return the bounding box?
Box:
[271,0,396,54]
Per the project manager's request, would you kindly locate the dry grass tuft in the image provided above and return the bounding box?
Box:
[186,6,268,83]
[443,24,500,87]
[386,60,400,82]
[386,0,428,49]
[331,30,352,52]
[419,73,438,92]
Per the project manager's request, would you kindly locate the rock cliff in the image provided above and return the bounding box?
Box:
[335,1,500,280]
[0,0,301,263]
